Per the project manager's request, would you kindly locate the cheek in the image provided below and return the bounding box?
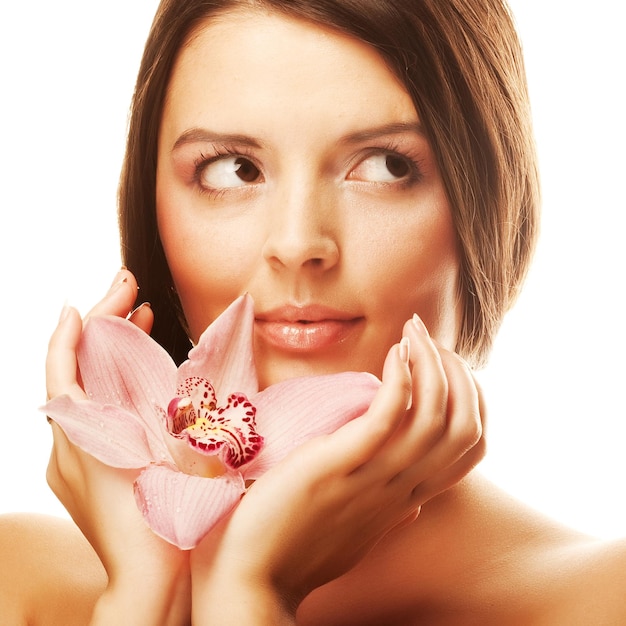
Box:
[361,197,457,282]
[156,188,261,338]
[408,210,461,344]
[357,201,460,341]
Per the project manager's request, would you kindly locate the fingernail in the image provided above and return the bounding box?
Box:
[412,313,428,335]
[110,267,128,285]
[109,272,128,294]
[58,304,71,324]
[399,336,410,364]
[129,302,151,318]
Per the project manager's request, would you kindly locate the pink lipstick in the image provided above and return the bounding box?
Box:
[255,305,363,352]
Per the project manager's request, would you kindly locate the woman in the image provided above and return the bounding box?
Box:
[1,0,624,624]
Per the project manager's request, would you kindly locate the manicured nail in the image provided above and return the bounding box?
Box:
[110,266,128,285]
[399,336,410,364]
[412,313,428,334]
[109,274,128,294]
[129,302,151,318]
[58,304,71,324]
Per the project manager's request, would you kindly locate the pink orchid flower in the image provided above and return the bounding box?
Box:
[43,295,380,549]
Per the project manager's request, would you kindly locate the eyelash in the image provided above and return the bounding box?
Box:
[191,141,424,198]
[192,145,260,198]
[357,140,425,188]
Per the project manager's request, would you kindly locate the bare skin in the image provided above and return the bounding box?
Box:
[37,268,484,625]
[1,277,623,623]
[2,474,625,625]
[3,10,625,625]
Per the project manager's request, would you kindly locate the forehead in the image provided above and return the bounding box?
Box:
[162,8,418,134]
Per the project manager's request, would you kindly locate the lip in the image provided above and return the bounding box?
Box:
[255,305,364,352]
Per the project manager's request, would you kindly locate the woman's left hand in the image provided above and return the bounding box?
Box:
[189,314,486,623]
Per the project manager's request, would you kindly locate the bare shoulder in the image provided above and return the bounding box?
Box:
[298,475,626,626]
[540,536,626,625]
[0,512,106,626]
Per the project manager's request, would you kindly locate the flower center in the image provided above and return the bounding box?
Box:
[164,376,263,472]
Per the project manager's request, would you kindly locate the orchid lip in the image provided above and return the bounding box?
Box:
[41,294,380,549]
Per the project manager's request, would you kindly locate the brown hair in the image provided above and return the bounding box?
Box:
[119,0,540,368]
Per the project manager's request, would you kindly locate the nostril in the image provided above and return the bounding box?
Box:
[262,234,339,272]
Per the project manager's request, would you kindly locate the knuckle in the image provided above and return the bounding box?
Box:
[46,454,63,496]
[460,408,483,451]
[46,426,78,496]
[400,374,413,404]
[416,378,449,438]
[458,431,487,474]
[444,358,484,452]
[473,432,487,461]
[427,374,448,405]
[449,398,483,452]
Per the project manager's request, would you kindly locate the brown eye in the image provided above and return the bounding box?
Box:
[385,154,410,178]
[349,152,415,183]
[233,158,261,182]
[199,156,262,190]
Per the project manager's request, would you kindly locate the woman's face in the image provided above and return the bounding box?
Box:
[156,10,460,388]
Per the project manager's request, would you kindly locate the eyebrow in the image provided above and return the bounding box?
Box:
[338,122,425,144]
[171,121,425,152]
[172,128,264,151]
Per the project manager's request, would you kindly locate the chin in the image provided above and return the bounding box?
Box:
[256,354,383,390]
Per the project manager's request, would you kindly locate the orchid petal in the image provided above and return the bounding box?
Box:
[43,396,167,468]
[134,464,245,549]
[44,293,380,549]
[242,372,380,479]
[78,316,177,450]
[178,295,257,398]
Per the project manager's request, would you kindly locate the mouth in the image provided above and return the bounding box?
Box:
[254,305,364,352]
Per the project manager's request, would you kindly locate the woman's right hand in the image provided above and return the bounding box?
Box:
[190,313,485,624]
[46,269,190,625]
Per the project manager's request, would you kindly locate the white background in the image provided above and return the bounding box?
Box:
[0,2,624,538]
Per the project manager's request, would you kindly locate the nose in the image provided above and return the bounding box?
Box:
[261,183,340,273]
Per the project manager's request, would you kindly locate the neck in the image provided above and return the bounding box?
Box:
[299,470,588,624]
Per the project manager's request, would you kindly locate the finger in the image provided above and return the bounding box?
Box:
[47,421,77,493]
[322,339,412,474]
[128,302,154,335]
[472,371,488,439]
[417,370,487,499]
[85,268,139,320]
[46,305,85,400]
[403,314,448,441]
[368,315,449,476]
[395,349,484,501]
[426,349,482,463]
[410,430,485,505]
